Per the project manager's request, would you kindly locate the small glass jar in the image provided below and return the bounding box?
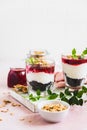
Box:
[7,68,27,88]
[26,49,55,96]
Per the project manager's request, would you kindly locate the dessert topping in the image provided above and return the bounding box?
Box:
[72,48,87,59]
[42,103,67,112]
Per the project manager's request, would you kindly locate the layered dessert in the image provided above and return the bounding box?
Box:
[61,48,87,89]
[26,50,55,93]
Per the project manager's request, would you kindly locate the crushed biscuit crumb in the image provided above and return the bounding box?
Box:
[29,120,32,123]
[1,109,9,113]
[13,84,28,93]
[3,100,11,105]
[19,118,25,121]
[0,118,3,121]
[11,103,21,107]
[10,112,14,116]
[0,103,6,108]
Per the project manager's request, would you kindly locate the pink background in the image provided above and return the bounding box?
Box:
[0,61,87,130]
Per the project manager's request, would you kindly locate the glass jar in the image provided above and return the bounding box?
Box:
[7,68,27,88]
[26,49,55,96]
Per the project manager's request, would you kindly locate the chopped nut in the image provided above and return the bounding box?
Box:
[11,103,21,107]
[0,103,5,108]
[34,51,44,55]
[11,103,18,107]
[0,118,3,121]
[19,118,25,121]
[3,100,11,105]
[29,120,32,123]
[13,84,28,93]
[10,112,14,116]
[42,103,68,112]
[1,109,9,113]
[17,104,21,107]
[0,100,11,108]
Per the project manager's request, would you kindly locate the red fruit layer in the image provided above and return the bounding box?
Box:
[62,57,87,65]
[26,65,54,73]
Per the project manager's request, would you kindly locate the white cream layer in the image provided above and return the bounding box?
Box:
[26,72,54,84]
[62,63,87,79]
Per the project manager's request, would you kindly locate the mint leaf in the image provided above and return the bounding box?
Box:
[29,90,41,102]
[72,48,76,55]
[61,96,69,103]
[47,89,58,100]
[82,48,87,55]
[36,89,41,96]
[29,93,33,98]
[29,57,36,64]
[29,94,37,101]
[73,90,78,96]
[79,99,83,106]
[36,96,40,100]
[76,90,83,98]
[60,92,64,98]
[64,88,72,96]
[47,89,52,95]
[82,86,87,93]
[26,57,39,64]
[47,93,58,100]
[69,96,79,105]
[81,48,87,58]
[72,48,78,59]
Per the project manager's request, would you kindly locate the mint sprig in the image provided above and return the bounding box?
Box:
[72,48,78,59]
[59,86,87,105]
[29,89,41,101]
[72,48,87,59]
[47,89,58,100]
[28,86,87,106]
[26,57,36,64]
[29,89,58,101]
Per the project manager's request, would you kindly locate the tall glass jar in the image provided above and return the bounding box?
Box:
[26,49,55,96]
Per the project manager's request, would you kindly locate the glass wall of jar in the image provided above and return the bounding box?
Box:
[26,49,55,96]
